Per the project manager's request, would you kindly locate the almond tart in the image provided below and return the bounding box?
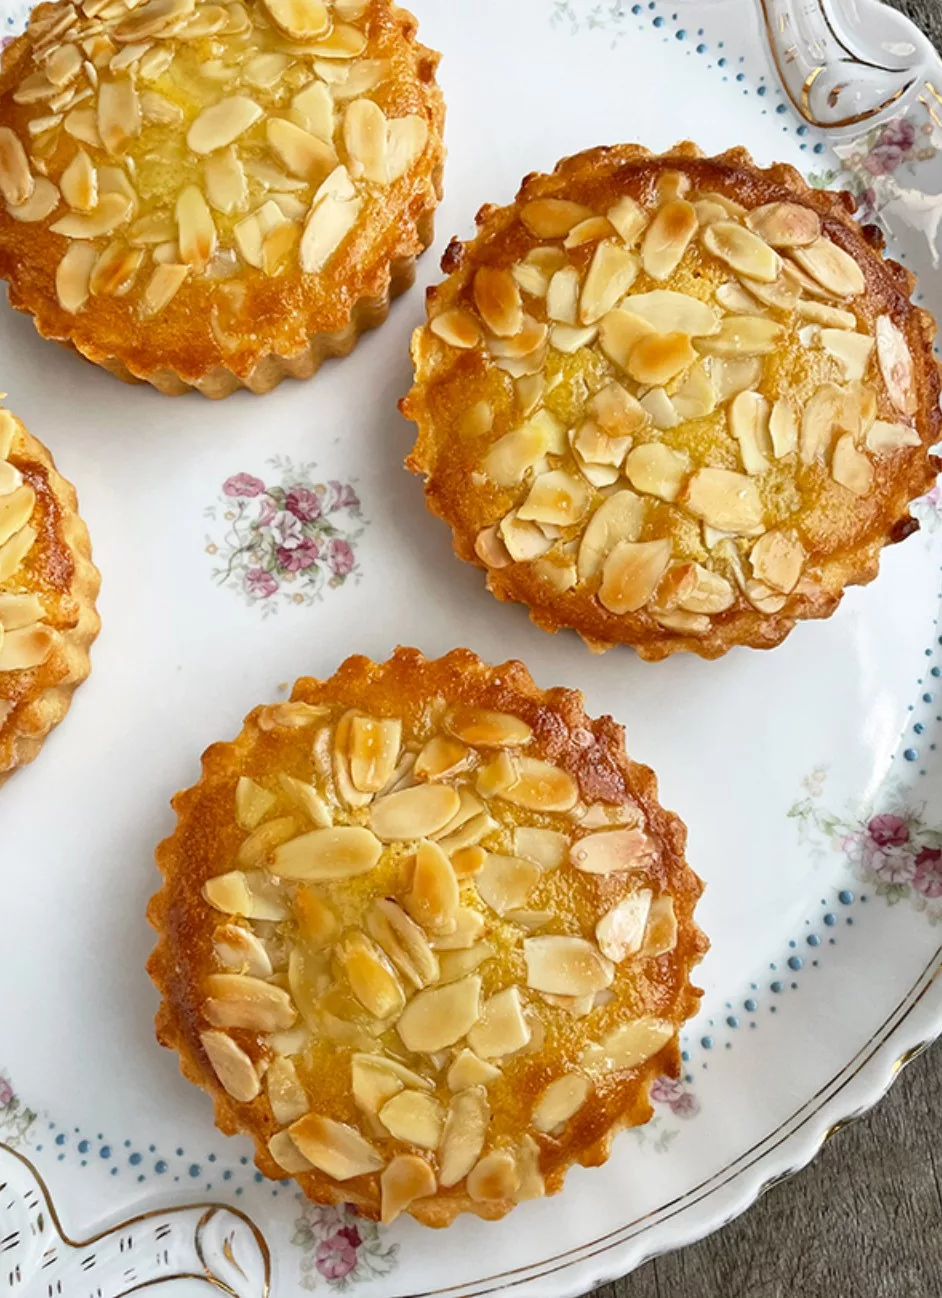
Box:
[148,647,705,1226]
[403,143,942,660]
[0,398,100,783]
[0,0,444,397]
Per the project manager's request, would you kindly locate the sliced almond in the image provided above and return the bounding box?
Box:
[545,264,580,325]
[716,281,764,315]
[380,1155,436,1225]
[769,398,799,458]
[0,593,43,629]
[577,490,645,582]
[447,1048,501,1090]
[482,407,566,486]
[51,188,141,238]
[625,289,720,337]
[750,530,804,593]
[202,870,287,921]
[175,184,216,271]
[520,198,594,239]
[819,329,874,382]
[352,1054,431,1116]
[262,0,329,40]
[703,221,780,283]
[467,986,531,1059]
[799,381,857,465]
[200,1030,259,1102]
[268,116,336,183]
[476,855,540,916]
[685,468,764,533]
[564,215,615,248]
[141,263,188,317]
[412,736,468,783]
[0,624,54,671]
[55,242,96,313]
[710,355,763,402]
[695,315,783,357]
[675,564,734,614]
[496,756,578,813]
[214,922,272,978]
[796,299,857,329]
[831,433,873,497]
[429,907,486,951]
[740,272,802,312]
[790,236,866,298]
[204,148,247,215]
[580,240,638,324]
[729,391,772,475]
[467,1150,519,1203]
[266,1055,309,1124]
[268,1130,314,1173]
[300,164,360,272]
[294,887,340,947]
[516,469,589,528]
[405,839,460,935]
[0,524,36,585]
[396,975,482,1053]
[598,308,655,371]
[532,1073,591,1133]
[343,96,387,182]
[446,707,531,749]
[512,827,568,870]
[570,826,656,875]
[451,846,487,879]
[627,332,696,387]
[97,78,140,155]
[599,538,672,614]
[433,787,487,839]
[347,715,401,793]
[269,826,382,880]
[498,510,552,562]
[204,973,297,1032]
[640,198,697,280]
[292,80,334,141]
[875,315,917,417]
[866,419,921,455]
[744,579,788,614]
[89,241,143,296]
[289,1115,384,1180]
[746,201,820,247]
[581,1018,674,1073]
[624,443,689,502]
[641,895,678,956]
[259,701,330,731]
[439,1086,490,1188]
[340,932,405,1020]
[523,936,614,996]
[378,1090,444,1149]
[278,775,332,827]
[235,816,298,868]
[306,23,367,59]
[0,129,34,210]
[607,194,648,245]
[473,266,523,338]
[371,784,461,842]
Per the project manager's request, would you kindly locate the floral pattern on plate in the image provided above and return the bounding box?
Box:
[293,1204,399,1291]
[0,1072,37,1149]
[204,457,366,616]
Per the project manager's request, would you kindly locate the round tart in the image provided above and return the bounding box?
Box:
[0,399,100,783]
[0,0,444,397]
[403,143,942,660]
[149,648,705,1226]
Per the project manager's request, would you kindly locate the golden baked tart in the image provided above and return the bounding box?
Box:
[0,398,100,783]
[149,647,705,1226]
[403,143,942,660]
[0,0,444,397]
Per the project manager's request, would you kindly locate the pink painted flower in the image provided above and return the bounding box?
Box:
[670,1091,700,1119]
[325,480,360,512]
[277,538,320,572]
[326,538,355,576]
[0,1077,14,1107]
[315,1231,359,1281]
[223,473,266,498]
[870,844,916,886]
[271,510,304,551]
[285,486,321,522]
[867,814,909,848]
[244,568,278,599]
[914,847,942,899]
[649,1076,684,1106]
[337,1225,362,1248]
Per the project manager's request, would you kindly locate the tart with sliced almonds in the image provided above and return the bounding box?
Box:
[148,647,705,1226]
[403,142,942,660]
[0,0,443,397]
[0,398,100,783]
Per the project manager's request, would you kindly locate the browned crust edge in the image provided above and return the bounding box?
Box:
[147,645,707,1226]
[401,141,942,661]
[0,423,101,784]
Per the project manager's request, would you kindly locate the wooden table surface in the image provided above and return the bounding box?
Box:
[589,4,942,1296]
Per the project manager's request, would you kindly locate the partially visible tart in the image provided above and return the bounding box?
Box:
[403,142,942,660]
[0,0,444,396]
[148,647,706,1227]
[0,399,100,783]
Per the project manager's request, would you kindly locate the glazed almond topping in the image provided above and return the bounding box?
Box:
[420,174,925,639]
[1,0,433,321]
[195,696,685,1210]
[0,407,55,695]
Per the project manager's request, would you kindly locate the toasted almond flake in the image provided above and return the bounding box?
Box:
[300,164,360,272]
[0,523,36,585]
[114,0,195,40]
[0,625,55,671]
[13,72,59,105]
[352,1054,431,1117]
[437,944,492,990]
[624,442,689,502]
[866,419,921,454]
[405,839,460,934]
[627,332,696,387]
[482,409,565,486]
[494,756,576,813]
[201,870,286,920]
[512,258,551,298]
[429,907,486,950]
[875,315,917,417]
[545,265,580,325]
[524,936,613,996]
[262,0,328,39]
[109,40,151,72]
[213,922,272,978]
[384,112,428,182]
[348,715,401,793]
[796,299,857,329]
[369,784,461,842]
[596,307,653,372]
[267,116,336,183]
[695,314,784,357]
[564,215,615,248]
[703,221,780,283]
[439,709,529,754]
[269,826,382,881]
[520,198,594,238]
[447,1048,501,1090]
[637,895,676,957]
[571,826,656,875]
[138,43,174,77]
[574,490,644,582]
[640,198,697,280]
[90,240,143,296]
[473,266,523,338]
[204,973,297,1032]
[438,1086,490,1188]
[475,854,540,917]
[174,184,216,271]
[472,524,510,569]
[451,847,487,880]
[728,390,772,475]
[790,237,865,298]
[342,96,386,182]
[598,537,672,614]
[819,329,874,382]
[532,1073,591,1133]
[289,1115,383,1180]
[8,175,60,223]
[266,1055,309,1124]
[500,510,551,562]
[0,592,43,629]
[831,433,873,496]
[768,398,799,458]
[0,486,36,550]
[580,240,639,325]
[488,314,548,360]
[397,975,482,1053]
[307,22,367,58]
[799,381,857,465]
[628,289,721,337]
[738,271,801,312]
[340,932,405,1020]
[268,1131,314,1173]
[60,147,97,212]
[595,890,654,962]
[515,468,589,528]
[673,564,734,615]
[378,1089,444,1149]
[504,830,565,875]
[745,201,820,247]
[203,148,247,215]
[259,701,330,731]
[606,194,648,245]
[96,77,140,155]
[474,751,519,800]
[290,81,334,141]
[581,1018,674,1073]
[429,308,481,350]
[409,736,467,784]
[685,467,764,533]
[291,887,338,948]
[709,355,763,403]
[380,1155,436,1225]
[716,280,763,315]
[200,1030,259,1102]
[140,91,182,125]
[0,129,33,207]
[750,530,805,594]
[466,985,531,1060]
[54,242,96,313]
[466,1149,519,1203]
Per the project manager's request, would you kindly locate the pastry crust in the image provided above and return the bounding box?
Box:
[402,143,942,660]
[0,0,444,397]
[0,404,100,783]
[148,647,706,1226]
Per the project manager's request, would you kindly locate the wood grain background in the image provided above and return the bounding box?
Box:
[589,4,942,1295]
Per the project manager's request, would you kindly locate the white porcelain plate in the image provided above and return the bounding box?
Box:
[2,2,942,1295]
